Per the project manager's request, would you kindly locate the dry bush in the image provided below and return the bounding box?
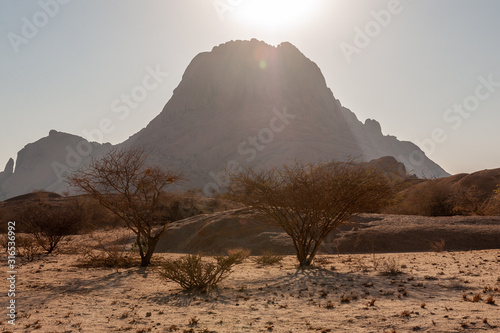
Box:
[379,257,403,276]
[254,250,284,266]
[158,252,247,292]
[21,200,83,254]
[1,234,41,261]
[16,234,42,260]
[481,185,500,215]
[480,198,500,216]
[451,185,485,215]
[227,160,396,267]
[403,180,455,216]
[388,180,495,216]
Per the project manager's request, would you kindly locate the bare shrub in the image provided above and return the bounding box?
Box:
[389,180,496,216]
[379,257,403,276]
[17,234,42,260]
[481,184,500,216]
[68,148,183,267]
[405,180,454,216]
[21,200,82,254]
[227,160,396,267]
[254,250,284,266]
[158,252,246,292]
[451,185,484,215]
[1,234,41,261]
[354,255,379,272]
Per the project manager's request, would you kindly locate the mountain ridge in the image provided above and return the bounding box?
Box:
[0,39,449,200]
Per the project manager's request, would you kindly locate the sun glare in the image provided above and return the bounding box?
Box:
[234,0,319,29]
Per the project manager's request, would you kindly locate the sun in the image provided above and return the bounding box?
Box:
[233,0,319,29]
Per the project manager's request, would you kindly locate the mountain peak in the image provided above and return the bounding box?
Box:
[3,158,14,175]
[125,39,449,194]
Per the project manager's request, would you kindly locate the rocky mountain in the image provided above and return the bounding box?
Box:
[1,39,449,200]
[124,39,448,194]
[0,130,111,200]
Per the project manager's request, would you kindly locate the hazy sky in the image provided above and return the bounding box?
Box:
[1,0,500,175]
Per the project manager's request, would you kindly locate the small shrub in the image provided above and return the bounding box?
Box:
[158,253,246,292]
[486,296,495,305]
[254,250,284,266]
[387,180,458,216]
[380,258,403,276]
[21,200,83,253]
[472,293,482,302]
[1,234,41,261]
[17,234,42,260]
[354,257,371,272]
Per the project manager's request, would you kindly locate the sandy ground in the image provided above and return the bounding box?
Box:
[1,230,500,333]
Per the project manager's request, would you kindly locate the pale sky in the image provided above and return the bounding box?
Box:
[1,0,500,175]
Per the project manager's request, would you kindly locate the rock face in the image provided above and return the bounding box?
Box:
[0,130,111,200]
[156,208,295,255]
[125,39,448,194]
[156,209,500,255]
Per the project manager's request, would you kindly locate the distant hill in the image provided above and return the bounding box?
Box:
[0,130,111,200]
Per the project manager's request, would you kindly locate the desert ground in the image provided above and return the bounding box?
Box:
[2,225,499,333]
